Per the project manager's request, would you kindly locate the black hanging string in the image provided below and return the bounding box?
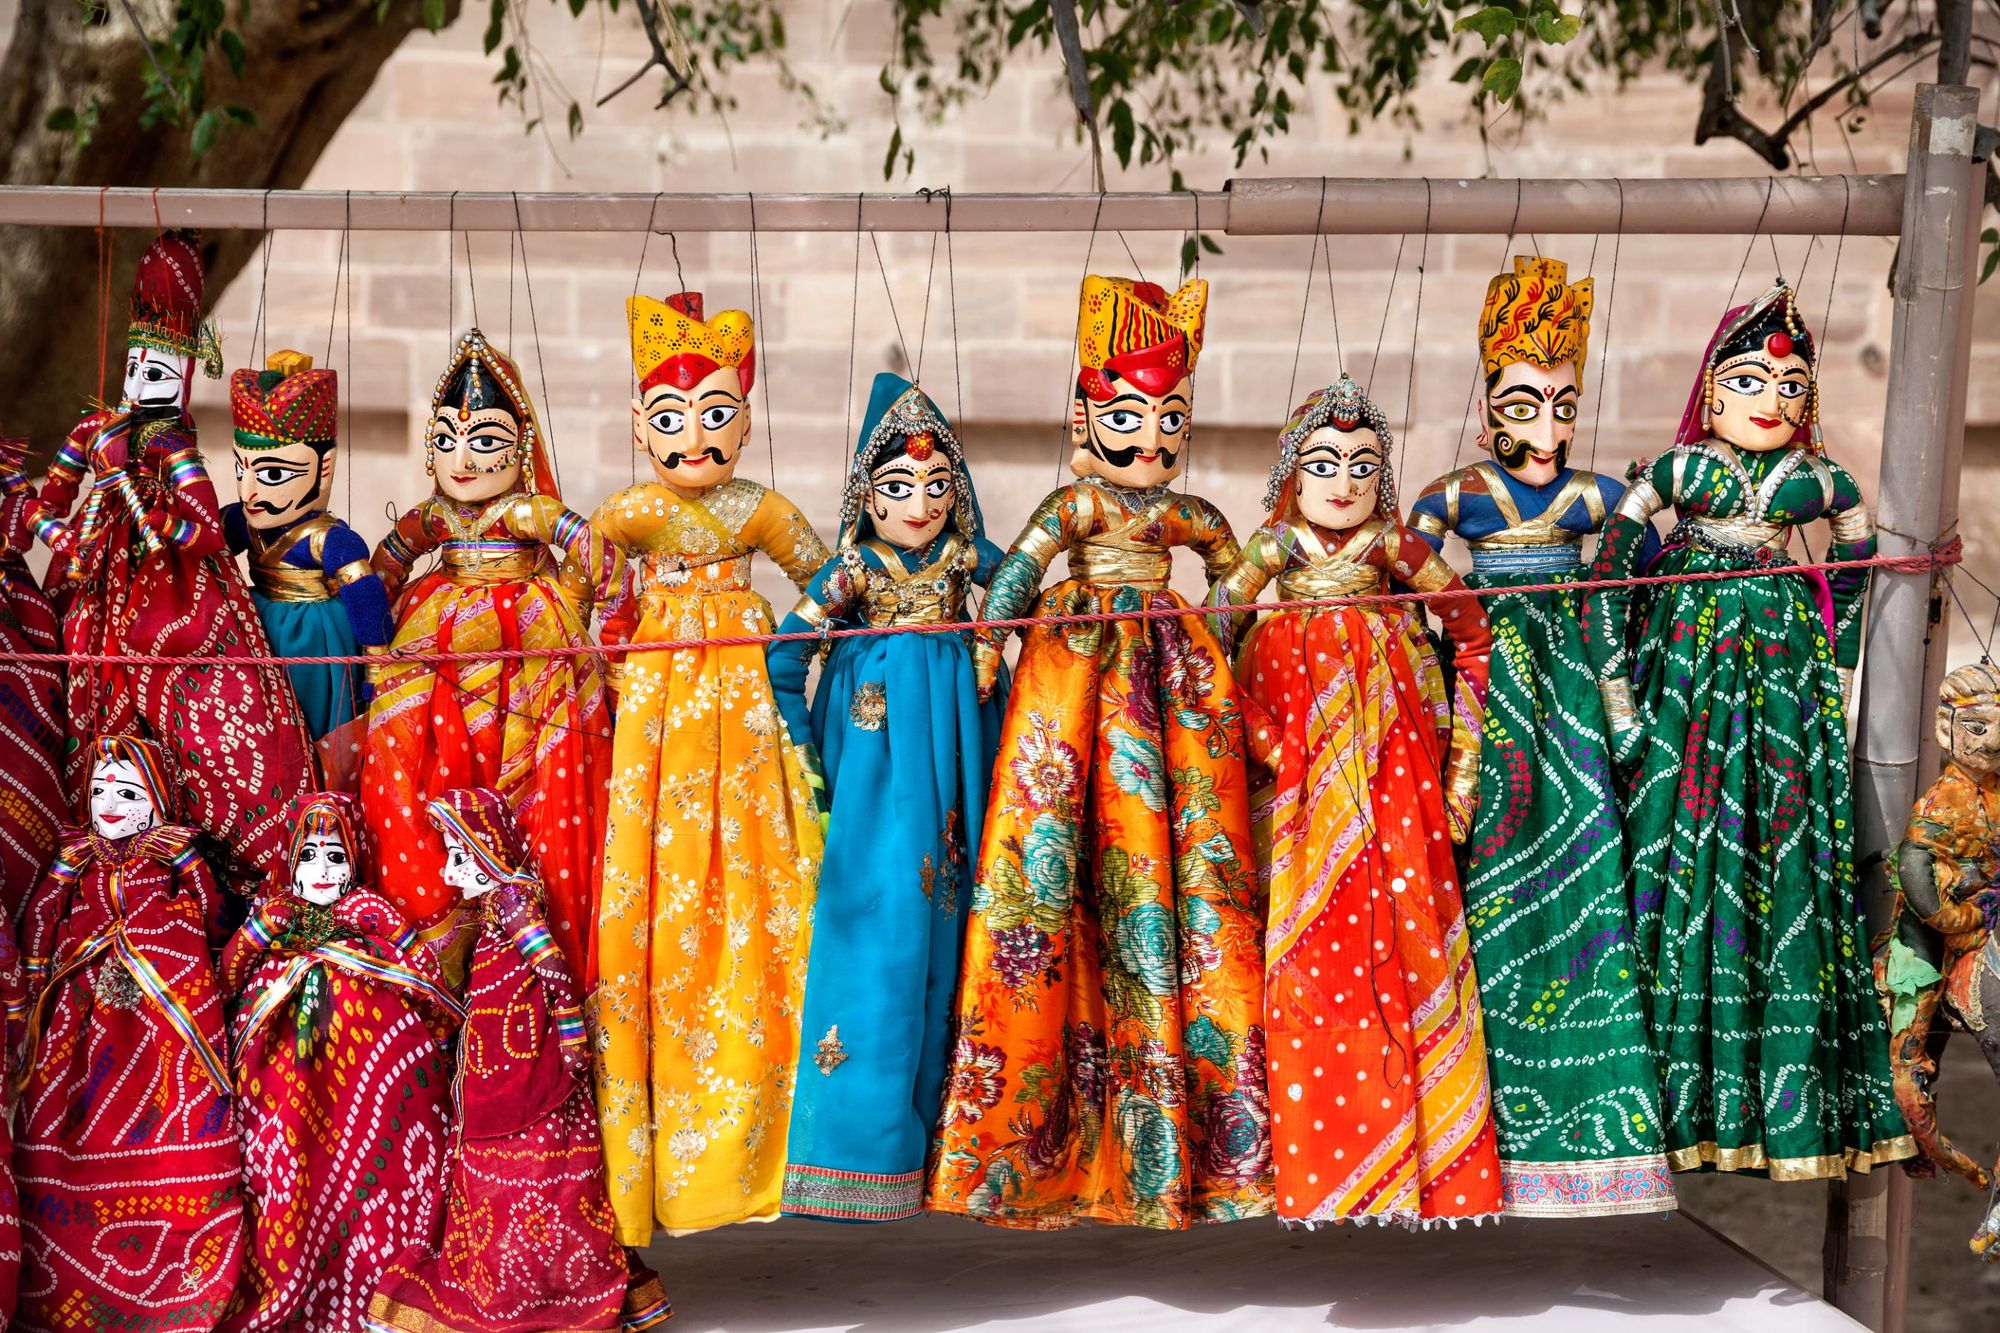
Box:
[1586,180,1625,473]
[1727,175,1778,309]
[912,225,941,384]
[343,190,354,522]
[746,193,777,489]
[507,228,518,348]
[445,191,458,346]
[1396,180,1431,481]
[1451,190,1524,467]
[842,195,864,465]
[1320,220,1345,375]
[1282,178,1330,416]
[322,193,348,366]
[462,229,480,329]
[512,191,561,495]
[1055,192,1108,479]
[945,190,966,428]
[1115,230,1148,287]
[627,192,664,485]
[1366,232,1409,394]
[868,232,917,379]
[251,188,275,367]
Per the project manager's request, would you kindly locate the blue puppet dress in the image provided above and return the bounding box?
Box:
[765,372,1008,1222]
[224,508,390,742]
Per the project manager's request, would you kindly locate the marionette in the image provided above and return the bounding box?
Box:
[25,231,314,896]
[1582,281,1911,1178]
[1874,662,2000,1258]
[359,328,616,983]
[591,291,829,1239]
[219,792,460,1333]
[1203,374,1499,1226]
[0,434,65,914]
[1407,257,1675,1217]
[365,788,669,1333]
[224,350,390,768]
[15,736,243,1332]
[764,371,1007,1222]
[928,275,1269,1230]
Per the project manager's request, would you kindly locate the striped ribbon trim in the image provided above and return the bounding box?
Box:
[236,941,465,1054]
[25,922,229,1094]
[552,1003,585,1048]
[549,509,586,548]
[163,449,206,488]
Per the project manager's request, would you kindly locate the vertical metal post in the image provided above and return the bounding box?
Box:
[1827,81,1982,1333]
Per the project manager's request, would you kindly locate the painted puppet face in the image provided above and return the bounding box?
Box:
[869,446,954,550]
[123,346,191,413]
[89,757,158,841]
[1708,347,1811,453]
[1293,425,1384,533]
[1480,360,1579,487]
[234,442,333,533]
[634,364,751,492]
[427,406,523,504]
[1939,697,2000,781]
[440,828,499,900]
[1072,375,1191,490]
[290,832,354,906]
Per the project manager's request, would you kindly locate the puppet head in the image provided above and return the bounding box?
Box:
[286,792,365,907]
[1682,280,1819,454]
[427,787,537,903]
[1265,374,1398,533]
[1938,662,2000,783]
[425,329,556,505]
[837,372,981,552]
[124,231,223,413]
[628,292,757,493]
[1069,275,1205,489]
[231,350,339,533]
[1477,256,1592,486]
[85,735,175,842]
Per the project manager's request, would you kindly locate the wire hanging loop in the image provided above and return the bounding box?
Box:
[747,192,778,488]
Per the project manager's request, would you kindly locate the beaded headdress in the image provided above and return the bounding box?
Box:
[1264,373,1398,517]
[628,291,756,394]
[128,231,224,379]
[427,328,559,499]
[1076,275,1207,401]
[1478,256,1592,379]
[1678,280,1821,452]
[836,372,980,548]
[231,350,338,452]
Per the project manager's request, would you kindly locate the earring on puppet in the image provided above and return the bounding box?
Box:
[1068,398,1099,480]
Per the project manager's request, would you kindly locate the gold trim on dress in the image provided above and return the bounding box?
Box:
[440,544,546,582]
[1614,475,1663,526]
[1829,504,1874,546]
[250,564,332,603]
[859,536,968,627]
[1666,1135,1916,1179]
[1071,496,1176,590]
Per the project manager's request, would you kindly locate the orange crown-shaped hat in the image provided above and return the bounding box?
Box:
[628,291,756,394]
[1478,256,1592,378]
[231,350,338,449]
[1076,275,1207,402]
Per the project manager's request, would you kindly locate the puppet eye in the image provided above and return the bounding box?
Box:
[1498,401,1539,423]
[1553,402,1578,422]
[1719,373,1766,396]
[1158,411,1187,433]
[698,405,740,431]
[1774,380,1808,400]
[1097,410,1143,434]
[1348,460,1379,480]
[924,477,952,499]
[875,479,916,501]
[1300,459,1339,479]
[647,409,686,435]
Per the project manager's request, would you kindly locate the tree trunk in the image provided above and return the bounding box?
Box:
[0,0,456,457]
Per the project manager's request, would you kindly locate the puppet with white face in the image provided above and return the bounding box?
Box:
[89,755,160,842]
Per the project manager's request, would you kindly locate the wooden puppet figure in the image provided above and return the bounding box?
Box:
[224,350,391,774]
[219,792,461,1333]
[1209,373,1503,1226]
[25,231,314,896]
[0,434,65,914]
[929,275,1270,1230]
[359,328,617,984]
[1876,662,2000,1259]
[15,736,244,1333]
[592,291,829,1238]
[365,787,669,1333]
[1583,281,1911,1178]
[765,371,1007,1222]
[1408,257,1675,1217]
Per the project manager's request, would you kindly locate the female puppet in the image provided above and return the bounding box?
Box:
[359,328,616,982]
[224,350,391,766]
[1583,282,1910,1177]
[592,292,829,1239]
[928,275,1268,1230]
[15,736,243,1332]
[0,434,64,913]
[765,371,1006,1223]
[26,231,313,895]
[1209,374,1502,1227]
[220,792,460,1333]
[1408,257,1675,1217]
[365,788,668,1333]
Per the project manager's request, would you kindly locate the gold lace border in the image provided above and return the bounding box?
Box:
[1667,1134,1917,1180]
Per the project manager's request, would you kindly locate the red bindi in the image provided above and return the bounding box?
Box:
[1765,332,1793,359]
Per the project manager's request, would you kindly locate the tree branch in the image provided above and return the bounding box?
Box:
[1696,28,1937,168]
[596,0,691,110]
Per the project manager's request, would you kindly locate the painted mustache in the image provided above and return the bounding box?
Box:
[655,446,732,470]
[1089,439,1180,470]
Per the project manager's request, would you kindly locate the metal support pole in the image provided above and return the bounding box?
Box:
[1829,81,1982,1333]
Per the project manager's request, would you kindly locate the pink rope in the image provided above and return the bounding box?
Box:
[5,545,1956,669]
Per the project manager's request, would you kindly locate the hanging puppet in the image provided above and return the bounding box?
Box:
[0,434,64,914]
[592,291,829,1239]
[365,788,669,1333]
[765,371,1006,1222]
[1875,661,2000,1259]
[928,275,1270,1230]
[25,231,314,895]
[1207,373,1501,1226]
[224,350,390,771]
[1407,257,1675,1217]
[220,792,461,1333]
[15,736,243,1332]
[359,328,616,983]
[1583,281,1911,1178]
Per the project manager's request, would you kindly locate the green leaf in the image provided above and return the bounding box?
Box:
[190,107,221,156]
[1180,235,1198,275]
[1449,55,1482,83]
[882,124,903,181]
[566,100,584,138]
[218,29,246,79]
[1530,9,1583,44]
[1983,244,2000,286]
[1452,6,1516,47]
[483,0,505,55]
[224,105,258,126]
[43,106,78,132]
[1482,56,1522,102]
[1108,98,1134,168]
[1198,232,1222,255]
[422,0,446,31]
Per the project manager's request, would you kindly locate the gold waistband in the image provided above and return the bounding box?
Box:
[440,545,546,582]
[1070,541,1172,590]
[639,552,752,596]
[864,582,964,628]
[1277,562,1384,601]
[250,563,332,603]
[1685,516,1786,553]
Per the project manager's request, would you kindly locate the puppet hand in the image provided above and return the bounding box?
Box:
[974,641,1001,702]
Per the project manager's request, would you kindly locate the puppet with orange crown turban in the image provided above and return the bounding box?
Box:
[591,292,829,1239]
[928,276,1271,1230]
[358,328,618,987]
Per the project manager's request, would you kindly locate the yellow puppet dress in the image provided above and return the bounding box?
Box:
[593,294,831,1240]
